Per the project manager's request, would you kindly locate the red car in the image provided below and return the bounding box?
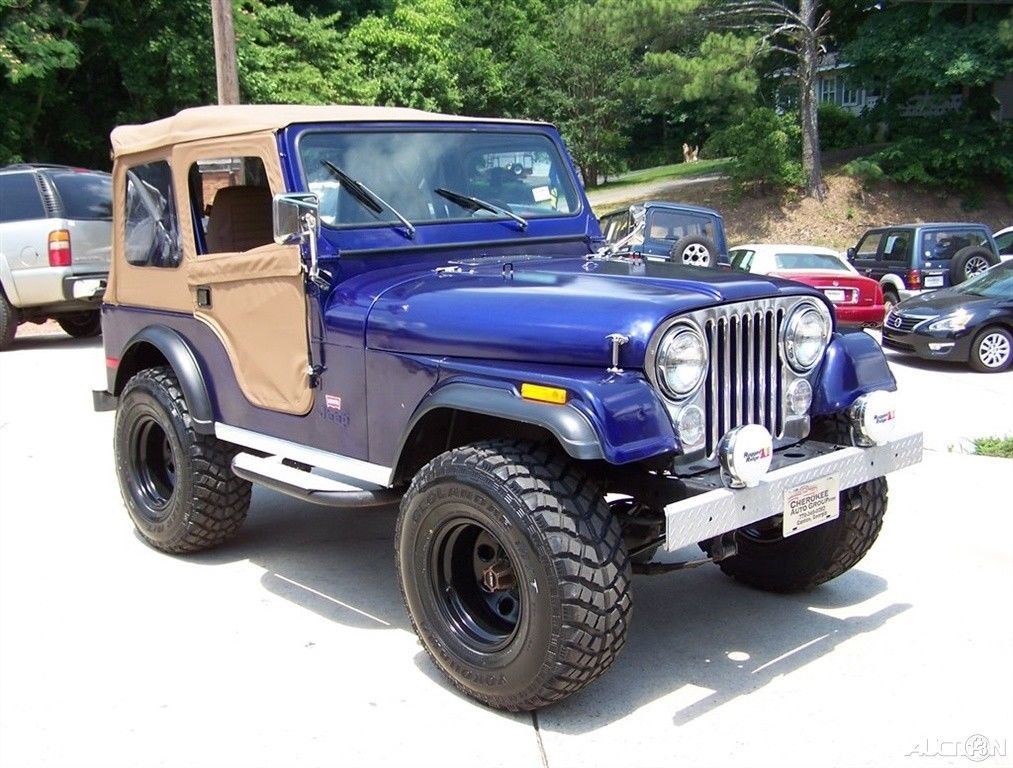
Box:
[729,244,886,327]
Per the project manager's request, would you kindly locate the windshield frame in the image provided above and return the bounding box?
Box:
[293,123,585,233]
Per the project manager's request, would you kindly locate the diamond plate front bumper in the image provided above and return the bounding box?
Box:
[664,431,923,551]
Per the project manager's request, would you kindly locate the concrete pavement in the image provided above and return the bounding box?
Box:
[0,328,1010,768]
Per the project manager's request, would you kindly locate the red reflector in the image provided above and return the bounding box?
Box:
[906,269,921,290]
[48,229,71,267]
[105,357,119,368]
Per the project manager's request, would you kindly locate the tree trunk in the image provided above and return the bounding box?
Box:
[798,0,826,200]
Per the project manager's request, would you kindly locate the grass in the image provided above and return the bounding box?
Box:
[597,157,731,190]
[973,436,1013,459]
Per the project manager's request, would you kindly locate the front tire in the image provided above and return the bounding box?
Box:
[396,440,631,711]
[0,288,18,350]
[709,415,888,593]
[57,310,101,338]
[969,326,1012,372]
[114,366,251,553]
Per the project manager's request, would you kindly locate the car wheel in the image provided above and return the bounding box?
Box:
[0,288,18,351]
[114,366,251,553]
[57,310,102,338]
[950,246,998,285]
[882,289,899,315]
[703,413,887,593]
[396,439,631,711]
[669,234,717,267]
[969,326,1012,373]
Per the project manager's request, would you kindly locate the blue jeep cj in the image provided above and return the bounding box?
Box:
[95,105,922,711]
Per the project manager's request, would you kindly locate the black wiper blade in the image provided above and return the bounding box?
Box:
[435,187,528,231]
[321,160,415,239]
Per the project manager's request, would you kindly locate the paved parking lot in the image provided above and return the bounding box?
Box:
[1,329,1010,768]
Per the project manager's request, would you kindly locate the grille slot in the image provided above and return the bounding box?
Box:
[703,306,784,457]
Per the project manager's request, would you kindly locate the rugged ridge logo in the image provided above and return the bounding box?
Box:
[743,447,771,463]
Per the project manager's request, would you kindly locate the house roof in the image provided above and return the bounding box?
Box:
[110,104,547,157]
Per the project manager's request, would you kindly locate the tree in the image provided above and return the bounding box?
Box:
[709,0,831,199]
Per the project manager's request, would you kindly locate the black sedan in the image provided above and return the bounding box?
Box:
[882,260,1013,372]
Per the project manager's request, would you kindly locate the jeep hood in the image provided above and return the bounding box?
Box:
[364,256,820,368]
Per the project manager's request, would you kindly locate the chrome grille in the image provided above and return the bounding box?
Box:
[702,305,786,457]
[885,312,925,333]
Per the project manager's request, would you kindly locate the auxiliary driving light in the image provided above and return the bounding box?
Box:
[848,390,897,446]
[718,424,774,489]
[786,378,813,416]
[676,404,705,448]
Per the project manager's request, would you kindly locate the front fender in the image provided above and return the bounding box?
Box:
[812,331,896,416]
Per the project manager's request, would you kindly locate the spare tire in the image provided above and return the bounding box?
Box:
[669,234,718,267]
[950,246,997,284]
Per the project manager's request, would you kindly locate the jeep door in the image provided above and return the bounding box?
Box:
[176,137,313,416]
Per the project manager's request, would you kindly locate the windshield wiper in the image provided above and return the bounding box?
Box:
[321,160,415,239]
[435,187,528,231]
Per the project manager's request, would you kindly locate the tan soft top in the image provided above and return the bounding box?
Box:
[110,104,547,157]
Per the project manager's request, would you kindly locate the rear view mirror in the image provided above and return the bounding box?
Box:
[273,193,320,244]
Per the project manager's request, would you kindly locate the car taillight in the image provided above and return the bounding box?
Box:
[48,229,71,267]
[906,268,921,289]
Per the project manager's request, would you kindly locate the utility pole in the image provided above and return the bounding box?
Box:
[210,0,240,105]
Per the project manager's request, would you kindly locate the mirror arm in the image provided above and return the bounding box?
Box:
[302,211,330,289]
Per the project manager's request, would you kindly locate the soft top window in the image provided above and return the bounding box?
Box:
[298,130,579,229]
[775,252,848,271]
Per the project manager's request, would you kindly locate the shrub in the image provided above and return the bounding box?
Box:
[705,107,803,191]
[842,157,886,183]
[818,103,869,150]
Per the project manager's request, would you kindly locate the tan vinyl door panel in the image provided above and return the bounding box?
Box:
[188,243,313,415]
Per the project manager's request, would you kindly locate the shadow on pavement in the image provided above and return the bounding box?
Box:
[8,332,101,351]
[188,485,909,728]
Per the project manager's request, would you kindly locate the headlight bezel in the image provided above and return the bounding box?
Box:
[649,319,709,401]
[780,299,832,373]
[927,308,972,333]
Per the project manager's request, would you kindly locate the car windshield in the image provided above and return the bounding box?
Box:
[645,209,715,241]
[775,252,848,271]
[957,262,1013,299]
[298,130,580,229]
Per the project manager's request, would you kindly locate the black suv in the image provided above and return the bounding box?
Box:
[847,223,1000,312]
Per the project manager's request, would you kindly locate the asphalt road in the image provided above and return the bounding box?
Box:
[0,328,1010,768]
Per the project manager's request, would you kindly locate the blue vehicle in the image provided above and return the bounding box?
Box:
[599,200,730,267]
[95,106,921,711]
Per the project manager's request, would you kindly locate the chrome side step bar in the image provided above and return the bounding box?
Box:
[231,452,402,509]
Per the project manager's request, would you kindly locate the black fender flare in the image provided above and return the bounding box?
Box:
[393,381,605,474]
[116,325,215,434]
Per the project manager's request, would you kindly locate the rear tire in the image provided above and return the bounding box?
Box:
[114,366,251,553]
[396,440,631,711]
[0,289,17,350]
[969,325,1012,373]
[57,310,101,338]
[708,414,888,593]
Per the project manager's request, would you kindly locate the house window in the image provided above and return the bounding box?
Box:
[820,76,837,104]
[842,82,859,107]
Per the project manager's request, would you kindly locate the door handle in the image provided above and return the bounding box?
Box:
[196,286,212,308]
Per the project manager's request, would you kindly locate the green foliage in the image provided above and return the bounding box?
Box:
[707,107,804,190]
[235,1,368,104]
[347,0,462,111]
[818,103,868,151]
[842,157,885,184]
[973,436,1013,459]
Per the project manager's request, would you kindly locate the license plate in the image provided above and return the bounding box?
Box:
[783,475,839,537]
[924,275,943,288]
[823,288,846,303]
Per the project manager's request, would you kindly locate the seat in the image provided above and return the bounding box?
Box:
[204,185,273,253]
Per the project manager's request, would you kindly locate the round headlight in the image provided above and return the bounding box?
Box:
[783,302,831,372]
[657,324,707,398]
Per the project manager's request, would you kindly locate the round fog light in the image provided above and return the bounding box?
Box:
[676,404,705,448]
[718,424,773,489]
[786,378,813,416]
[849,390,897,446]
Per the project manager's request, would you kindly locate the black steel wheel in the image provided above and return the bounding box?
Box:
[114,366,250,553]
[57,310,101,338]
[397,440,631,711]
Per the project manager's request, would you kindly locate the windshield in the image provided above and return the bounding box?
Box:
[298,130,580,228]
[775,252,849,271]
[957,262,1013,299]
[645,209,716,242]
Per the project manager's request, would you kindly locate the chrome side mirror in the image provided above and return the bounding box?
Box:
[273,193,328,288]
